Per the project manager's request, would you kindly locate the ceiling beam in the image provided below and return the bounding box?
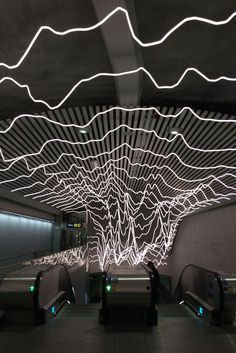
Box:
[91,0,143,107]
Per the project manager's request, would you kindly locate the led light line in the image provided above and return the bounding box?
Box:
[20,169,235,205]
[1,120,234,155]
[1,66,236,110]
[19,167,236,205]
[33,176,236,218]
[1,139,236,173]
[21,156,236,191]
[0,106,235,137]
[1,6,236,69]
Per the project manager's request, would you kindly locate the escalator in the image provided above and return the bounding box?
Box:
[173,264,236,325]
[0,263,75,325]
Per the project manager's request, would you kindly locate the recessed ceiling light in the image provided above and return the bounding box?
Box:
[79,129,88,134]
[168,127,180,135]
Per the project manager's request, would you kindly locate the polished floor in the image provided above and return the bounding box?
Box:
[1,303,236,353]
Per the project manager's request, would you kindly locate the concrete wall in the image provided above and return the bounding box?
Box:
[170,202,236,293]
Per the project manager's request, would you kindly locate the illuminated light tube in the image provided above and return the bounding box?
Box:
[0,106,235,137]
[0,7,236,69]
[22,175,236,219]
[1,140,236,173]
[1,66,236,110]
[17,154,235,196]
[34,175,226,206]
[26,244,89,267]
[24,181,236,216]
[11,164,222,198]
[10,144,234,176]
[26,173,236,211]
[1,123,235,154]
[61,194,235,224]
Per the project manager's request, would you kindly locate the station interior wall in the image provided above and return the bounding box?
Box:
[0,198,55,267]
[169,202,236,293]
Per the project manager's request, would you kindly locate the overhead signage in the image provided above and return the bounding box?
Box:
[67,223,82,228]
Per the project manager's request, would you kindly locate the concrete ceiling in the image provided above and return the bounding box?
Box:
[0,0,235,215]
[0,0,236,119]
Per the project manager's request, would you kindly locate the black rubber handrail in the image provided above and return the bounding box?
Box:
[172,263,224,313]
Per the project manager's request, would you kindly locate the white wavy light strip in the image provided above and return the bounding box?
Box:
[51,188,235,234]
[1,66,236,110]
[2,161,235,202]
[1,137,235,174]
[10,152,233,196]
[0,106,235,137]
[10,155,233,227]
[11,163,234,200]
[12,166,235,207]
[25,244,89,267]
[1,6,236,69]
[87,191,233,270]
[0,118,234,157]
[38,177,236,215]
[36,173,233,203]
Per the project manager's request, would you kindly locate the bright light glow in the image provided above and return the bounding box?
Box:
[169,128,179,135]
[106,285,112,292]
[26,245,88,267]
[79,129,88,134]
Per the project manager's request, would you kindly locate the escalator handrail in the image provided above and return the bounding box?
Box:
[172,263,224,312]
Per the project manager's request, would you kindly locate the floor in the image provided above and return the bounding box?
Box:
[1,303,236,353]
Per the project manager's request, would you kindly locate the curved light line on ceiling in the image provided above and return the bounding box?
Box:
[1,66,236,110]
[1,142,235,172]
[0,106,235,136]
[0,124,235,166]
[0,6,236,69]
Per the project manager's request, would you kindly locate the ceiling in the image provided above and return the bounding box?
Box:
[0,0,235,266]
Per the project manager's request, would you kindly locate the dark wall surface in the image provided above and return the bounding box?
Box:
[170,202,236,293]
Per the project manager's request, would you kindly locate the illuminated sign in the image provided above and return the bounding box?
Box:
[67,223,82,228]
